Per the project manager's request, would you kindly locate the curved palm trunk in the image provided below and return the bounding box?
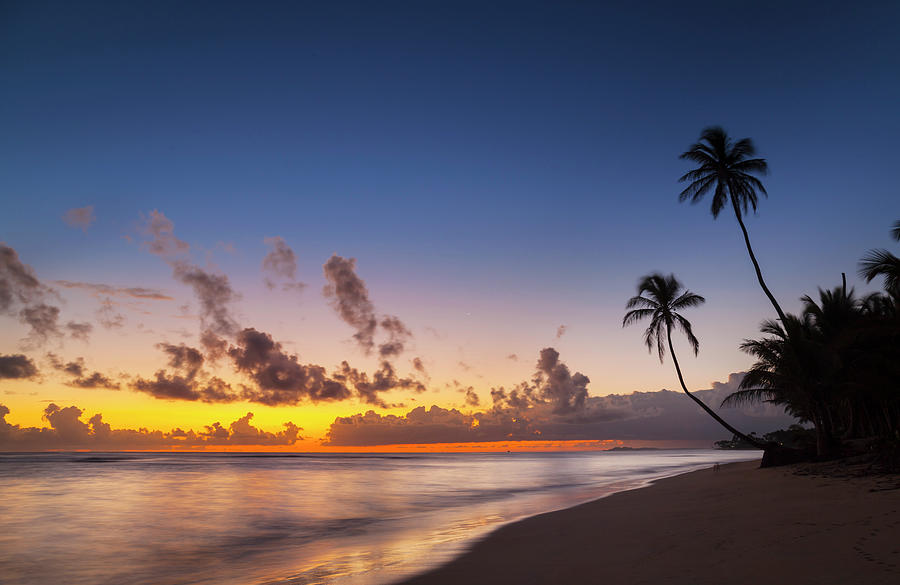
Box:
[733,202,789,325]
[666,329,766,449]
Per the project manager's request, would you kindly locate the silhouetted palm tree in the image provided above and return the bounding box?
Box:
[858,220,900,297]
[679,127,788,324]
[623,273,764,448]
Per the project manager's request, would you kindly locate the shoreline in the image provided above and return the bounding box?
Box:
[395,460,900,585]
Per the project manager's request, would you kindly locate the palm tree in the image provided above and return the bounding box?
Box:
[726,312,837,458]
[858,220,900,297]
[679,127,788,324]
[623,273,765,448]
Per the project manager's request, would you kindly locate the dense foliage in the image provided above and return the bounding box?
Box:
[723,226,900,458]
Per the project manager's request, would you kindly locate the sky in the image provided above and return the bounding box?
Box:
[1,0,898,450]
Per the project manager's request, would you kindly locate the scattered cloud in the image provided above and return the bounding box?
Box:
[141,210,190,257]
[506,353,518,361]
[171,261,239,338]
[262,236,306,293]
[1,244,65,343]
[53,280,173,301]
[556,325,567,339]
[62,206,96,231]
[96,297,125,329]
[19,303,61,342]
[464,387,480,407]
[47,354,120,389]
[378,315,412,358]
[0,403,302,450]
[333,360,425,407]
[322,255,378,354]
[130,342,235,402]
[228,328,352,404]
[139,211,240,347]
[66,321,93,342]
[132,371,235,402]
[322,254,414,359]
[0,354,39,380]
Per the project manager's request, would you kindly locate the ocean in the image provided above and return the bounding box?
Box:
[0,449,759,585]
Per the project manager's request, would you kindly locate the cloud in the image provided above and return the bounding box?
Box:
[321,255,415,358]
[535,347,589,414]
[132,371,236,402]
[506,353,519,361]
[556,325,567,339]
[322,255,378,354]
[130,342,236,402]
[53,280,173,301]
[0,354,38,379]
[378,315,412,357]
[157,342,204,379]
[171,261,239,338]
[66,321,93,342]
[62,206,96,231]
[47,354,120,389]
[1,244,65,343]
[262,237,306,293]
[412,357,427,375]
[0,244,48,309]
[464,388,480,407]
[139,212,240,347]
[324,351,798,446]
[141,210,190,257]
[332,360,426,407]
[96,297,125,328]
[0,403,302,450]
[228,328,352,404]
[53,281,170,331]
[19,303,61,342]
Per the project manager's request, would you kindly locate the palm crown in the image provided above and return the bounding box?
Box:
[623,273,705,362]
[678,126,769,219]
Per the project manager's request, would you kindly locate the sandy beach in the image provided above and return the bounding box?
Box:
[398,460,900,585]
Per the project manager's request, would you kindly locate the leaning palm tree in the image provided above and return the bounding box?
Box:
[623,273,765,448]
[679,127,788,325]
[858,220,900,297]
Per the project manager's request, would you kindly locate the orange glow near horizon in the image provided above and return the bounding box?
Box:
[43,438,715,453]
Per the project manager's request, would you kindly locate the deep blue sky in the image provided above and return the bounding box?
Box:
[1,0,899,404]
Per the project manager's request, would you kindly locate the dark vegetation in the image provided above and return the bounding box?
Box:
[626,127,900,468]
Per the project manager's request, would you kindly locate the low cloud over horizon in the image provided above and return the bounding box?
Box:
[325,370,796,447]
[0,403,301,451]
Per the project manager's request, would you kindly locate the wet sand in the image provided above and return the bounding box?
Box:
[397,460,900,585]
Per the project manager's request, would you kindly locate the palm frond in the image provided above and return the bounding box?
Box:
[671,290,705,310]
[622,308,654,327]
[674,314,700,355]
[858,249,900,292]
[625,295,658,310]
[721,387,775,408]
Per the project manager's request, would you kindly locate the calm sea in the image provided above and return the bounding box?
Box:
[0,449,758,585]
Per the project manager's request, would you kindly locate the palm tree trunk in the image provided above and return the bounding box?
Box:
[666,328,765,449]
[732,203,789,325]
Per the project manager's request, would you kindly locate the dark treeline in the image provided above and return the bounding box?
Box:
[724,223,900,460]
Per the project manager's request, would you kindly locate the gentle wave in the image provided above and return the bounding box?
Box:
[0,450,759,585]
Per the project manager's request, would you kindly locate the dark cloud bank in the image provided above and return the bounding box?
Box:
[325,349,796,446]
[0,403,301,451]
